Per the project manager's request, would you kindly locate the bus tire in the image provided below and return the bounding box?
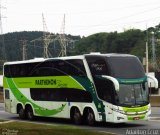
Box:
[71,107,82,125]
[26,105,34,120]
[17,105,26,119]
[84,108,95,126]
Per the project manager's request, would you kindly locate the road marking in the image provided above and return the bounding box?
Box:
[99,131,117,135]
[0,120,14,124]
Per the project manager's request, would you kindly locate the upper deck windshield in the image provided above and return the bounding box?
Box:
[106,56,145,79]
[86,55,145,79]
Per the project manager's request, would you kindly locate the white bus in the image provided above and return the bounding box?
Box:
[3,53,158,125]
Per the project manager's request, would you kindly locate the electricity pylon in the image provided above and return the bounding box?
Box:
[58,14,67,57]
[42,13,52,58]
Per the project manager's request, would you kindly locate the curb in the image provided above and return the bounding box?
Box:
[150,117,160,120]
[0,120,14,124]
[149,117,160,122]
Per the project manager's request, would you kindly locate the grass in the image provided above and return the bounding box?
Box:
[0,121,112,135]
[0,92,3,102]
[0,119,7,122]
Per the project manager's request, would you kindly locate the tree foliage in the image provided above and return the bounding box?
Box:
[0,31,80,62]
[74,29,146,58]
[0,23,160,71]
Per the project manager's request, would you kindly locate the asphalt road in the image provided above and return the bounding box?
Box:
[0,103,160,135]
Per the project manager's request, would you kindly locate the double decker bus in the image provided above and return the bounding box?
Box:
[3,53,158,125]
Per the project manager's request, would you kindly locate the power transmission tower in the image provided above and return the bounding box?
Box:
[31,14,77,58]
[0,0,6,62]
[30,14,54,58]
[53,14,78,57]
[58,14,67,57]
[20,40,27,60]
[42,13,52,58]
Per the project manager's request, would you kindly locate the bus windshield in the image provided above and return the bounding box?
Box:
[115,83,149,107]
[106,56,145,79]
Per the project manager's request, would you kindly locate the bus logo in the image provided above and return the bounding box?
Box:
[35,79,57,85]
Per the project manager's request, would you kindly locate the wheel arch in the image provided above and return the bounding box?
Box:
[70,106,82,117]
[25,103,35,115]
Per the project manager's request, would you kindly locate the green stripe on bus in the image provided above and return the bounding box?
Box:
[123,105,149,112]
[117,77,147,84]
[5,78,66,116]
[128,115,145,120]
[4,76,85,90]
[73,76,106,122]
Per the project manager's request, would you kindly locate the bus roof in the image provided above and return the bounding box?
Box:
[4,53,136,65]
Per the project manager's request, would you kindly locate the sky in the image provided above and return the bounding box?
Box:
[1,0,160,36]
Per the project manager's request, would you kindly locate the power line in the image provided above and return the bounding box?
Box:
[69,16,160,35]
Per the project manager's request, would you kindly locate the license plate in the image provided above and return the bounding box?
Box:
[133,117,140,120]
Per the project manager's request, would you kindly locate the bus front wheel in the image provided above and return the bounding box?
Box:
[26,106,34,120]
[71,108,82,125]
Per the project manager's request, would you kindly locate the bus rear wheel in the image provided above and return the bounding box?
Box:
[18,106,26,119]
[71,108,82,125]
[26,106,34,120]
[84,108,95,126]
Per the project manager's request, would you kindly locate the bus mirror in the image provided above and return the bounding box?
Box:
[147,74,158,89]
[101,75,119,91]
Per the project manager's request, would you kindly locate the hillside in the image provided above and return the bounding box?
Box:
[0,31,80,61]
[0,23,160,71]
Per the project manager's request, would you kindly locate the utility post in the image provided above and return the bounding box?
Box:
[0,0,6,62]
[20,39,27,60]
[151,32,158,70]
[146,41,149,73]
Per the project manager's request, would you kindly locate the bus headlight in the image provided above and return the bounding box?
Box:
[111,108,126,115]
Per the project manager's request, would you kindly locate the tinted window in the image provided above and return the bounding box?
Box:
[64,60,86,76]
[30,88,92,102]
[106,56,145,79]
[4,62,40,78]
[4,59,87,78]
[85,56,110,76]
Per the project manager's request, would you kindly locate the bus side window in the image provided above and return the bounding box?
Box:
[4,65,10,77]
[65,60,87,77]
[86,56,110,76]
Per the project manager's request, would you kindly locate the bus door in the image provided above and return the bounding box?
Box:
[4,89,11,112]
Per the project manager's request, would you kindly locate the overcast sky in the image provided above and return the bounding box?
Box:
[1,0,160,36]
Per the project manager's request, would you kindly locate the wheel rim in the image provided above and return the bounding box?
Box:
[27,108,34,120]
[28,111,32,119]
[73,109,81,124]
[19,108,25,119]
[87,110,94,125]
